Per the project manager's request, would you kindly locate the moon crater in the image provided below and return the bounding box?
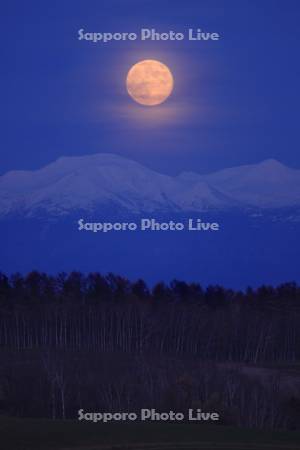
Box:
[126,60,174,106]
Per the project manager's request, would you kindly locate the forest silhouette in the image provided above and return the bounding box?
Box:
[0,271,300,429]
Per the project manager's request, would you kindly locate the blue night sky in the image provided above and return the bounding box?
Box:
[1,0,300,176]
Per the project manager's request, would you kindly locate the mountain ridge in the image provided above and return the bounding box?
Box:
[0,153,300,217]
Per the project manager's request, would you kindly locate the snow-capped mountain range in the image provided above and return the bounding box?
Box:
[0,153,300,217]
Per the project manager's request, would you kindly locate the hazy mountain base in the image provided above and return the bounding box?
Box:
[0,211,298,288]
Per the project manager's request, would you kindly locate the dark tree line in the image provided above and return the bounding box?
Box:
[0,271,299,361]
[0,271,300,428]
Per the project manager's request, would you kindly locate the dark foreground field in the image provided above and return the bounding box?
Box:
[1,418,300,450]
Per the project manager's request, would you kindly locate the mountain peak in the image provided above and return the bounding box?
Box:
[0,153,299,217]
[258,159,287,170]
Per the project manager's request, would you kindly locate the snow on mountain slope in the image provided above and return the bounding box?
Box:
[0,153,231,216]
[206,159,300,208]
[0,153,299,217]
[180,159,300,209]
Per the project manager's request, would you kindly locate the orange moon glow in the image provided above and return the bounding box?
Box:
[126,60,174,106]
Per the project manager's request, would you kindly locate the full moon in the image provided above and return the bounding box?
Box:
[126,60,174,106]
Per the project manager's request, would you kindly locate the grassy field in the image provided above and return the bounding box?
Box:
[1,418,300,450]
